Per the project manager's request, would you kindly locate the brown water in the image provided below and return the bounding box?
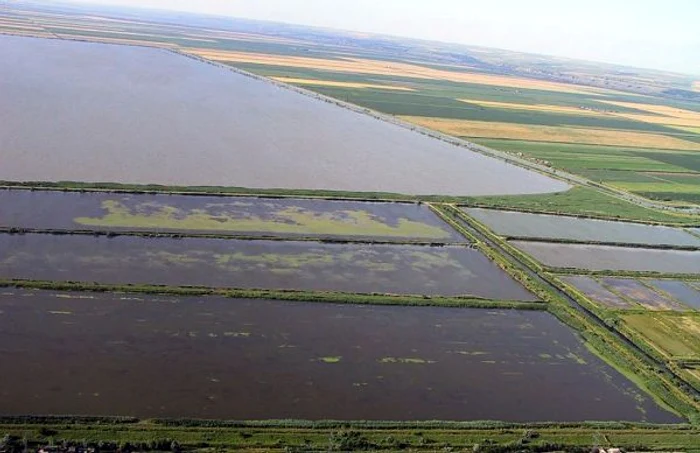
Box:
[0,234,536,299]
[0,35,569,196]
[0,189,464,242]
[0,290,680,422]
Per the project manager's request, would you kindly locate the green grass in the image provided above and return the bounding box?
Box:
[471,139,692,172]
[304,85,682,133]
[1,419,698,452]
[0,280,545,310]
[444,205,700,421]
[462,139,700,205]
[621,313,700,360]
[463,186,699,224]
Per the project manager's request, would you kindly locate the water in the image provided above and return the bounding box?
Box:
[0,234,536,299]
[465,208,700,247]
[0,290,680,422]
[512,241,700,274]
[0,35,569,196]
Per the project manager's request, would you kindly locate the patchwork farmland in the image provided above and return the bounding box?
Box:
[0,2,699,452]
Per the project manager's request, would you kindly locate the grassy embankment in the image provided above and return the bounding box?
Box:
[553,274,700,391]
[1,418,699,452]
[4,181,699,225]
[0,279,543,310]
[436,205,700,423]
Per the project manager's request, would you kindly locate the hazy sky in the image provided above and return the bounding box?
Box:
[69,0,700,75]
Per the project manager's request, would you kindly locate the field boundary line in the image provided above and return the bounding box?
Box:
[0,279,545,309]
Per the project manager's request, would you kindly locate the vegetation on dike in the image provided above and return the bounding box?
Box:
[0,227,462,246]
[439,205,700,423]
[1,418,699,452]
[4,181,699,225]
[500,235,700,252]
[0,279,545,310]
[462,186,700,225]
[549,268,700,280]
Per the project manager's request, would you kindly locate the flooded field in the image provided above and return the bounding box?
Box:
[648,280,700,310]
[0,35,569,196]
[558,275,633,309]
[0,234,534,299]
[599,278,688,311]
[464,208,700,247]
[512,241,700,274]
[0,289,680,422]
[0,190,463,242]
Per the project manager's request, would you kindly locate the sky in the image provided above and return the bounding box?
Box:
[68,0,700,75]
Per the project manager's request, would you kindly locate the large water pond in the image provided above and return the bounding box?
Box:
[0,35,569,196]
[0,234,535,299]
[465,208,700,247]
[0,190,463,242]
[0,290,680,422]
[512,241,700,274]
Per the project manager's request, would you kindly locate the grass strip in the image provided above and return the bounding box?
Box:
[0,279,544,310]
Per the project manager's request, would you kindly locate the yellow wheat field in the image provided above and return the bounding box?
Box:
[671,126,700,134]
[0,24,46,31]
[600,100,700,128]
[399,116,700,151]
[458,99,609,117]
[272,77,414,91]
[461,98,700,128]
[53,33,178,48]
[184,48,607,95]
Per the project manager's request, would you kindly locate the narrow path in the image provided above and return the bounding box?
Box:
[443,205,700,402]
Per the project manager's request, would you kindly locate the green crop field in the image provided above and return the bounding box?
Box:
[471,139,700,204]
[621,313,700,360]
[462,186,699,223]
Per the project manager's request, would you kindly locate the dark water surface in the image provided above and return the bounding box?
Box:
[0,290,680,422]
[0,234,535,299]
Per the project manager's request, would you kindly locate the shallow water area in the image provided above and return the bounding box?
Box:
[0,290,680,422]
[0,234,535,299]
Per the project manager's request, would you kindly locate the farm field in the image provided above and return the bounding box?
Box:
[556,272,700,392]
[0,190,463,242]
[0,234,535,299]
[401,117,700,151]
[511,241,700,273]
[472,139,700,205]
[462,186,699,223]
[463,207,700,246]
[0,289,680,422]
[0,34,569,197]
[620,313,700,360]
